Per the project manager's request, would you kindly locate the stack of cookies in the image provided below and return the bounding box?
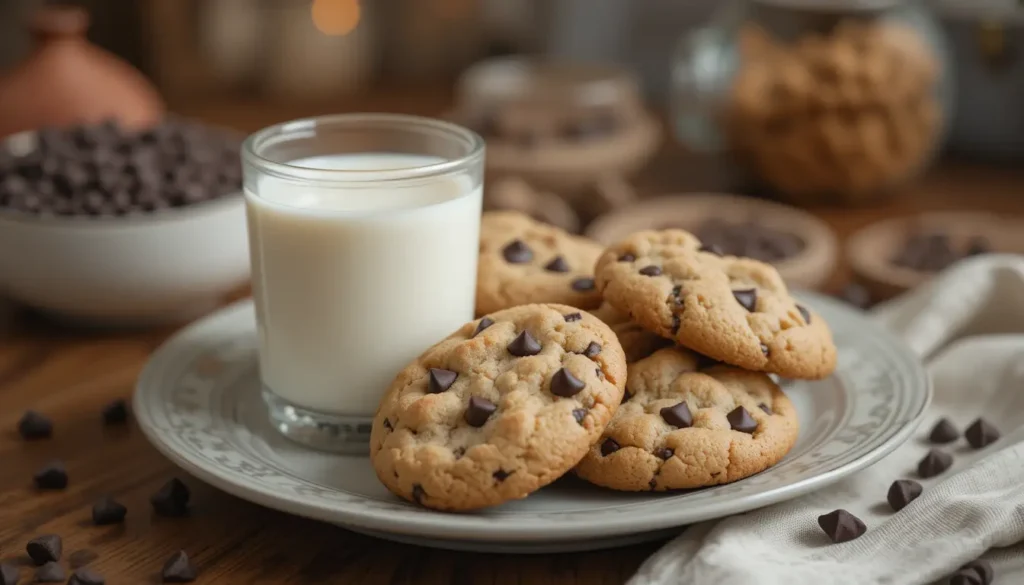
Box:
[370,211,837,511]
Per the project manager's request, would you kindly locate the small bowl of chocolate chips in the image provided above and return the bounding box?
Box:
[586,193,839,289]
[0,117,250,325]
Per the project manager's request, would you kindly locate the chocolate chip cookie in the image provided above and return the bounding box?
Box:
[477,211,604,315]
[370,303,627,511]
[575,346,798,491]
[595,230,836,379]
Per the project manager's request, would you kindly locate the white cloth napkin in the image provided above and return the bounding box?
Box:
[630,255,1024,585]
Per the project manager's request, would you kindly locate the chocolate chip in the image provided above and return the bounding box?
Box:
[26,535,62,564]
[382,418,393,431]
[411,484,426,505]
[91,496,127,525]
[648,478,658,490]
[817,509,866,543]
[0,563,18,585]
[464,397,497,427]
[965,418,1000,449]
[544,255,570,272]
[949,570,983,585]
[564,312,582,322]
[68,568,105,585]
[797,305,811,324]
[887,479,923,512]
[473,317,494,337]
[161,550,197,583]
[572,409,587,424]
[101,399,128,426]
[453,447,465,459]
[550,368,585,397]
[502,239,533,263]
[17,410,52,440]
[671,315,681,335]
[760,343,769,356]
[507,331,542,357]
[571,277,595,292]
[671,285,683,300]
[960,560,994,585]
[33,461,67,490]
[33,562,64,583]
[660,402,693,428]
[927,418,959,444]
[639,265,662,277]
[493,469,511,482]
[655,448,674,459]
[727,406,757,433]
[699,243,723,256]
[582,342,601,359]
[618,253,636,262]
[759,403,773,415]
[151,478,191,517]
[917,449,953,478]
[427,368,458,393]
[733,289,757,312]
[600,438,620,456]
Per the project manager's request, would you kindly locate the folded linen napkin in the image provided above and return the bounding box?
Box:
[630,255,1024,585]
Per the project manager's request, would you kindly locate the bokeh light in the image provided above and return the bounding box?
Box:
[311,0,361,36]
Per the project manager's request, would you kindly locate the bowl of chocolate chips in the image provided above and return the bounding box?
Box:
[586,193,839,289]
[0,117,249,325]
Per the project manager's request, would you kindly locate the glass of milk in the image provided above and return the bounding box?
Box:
[241,114,484,453]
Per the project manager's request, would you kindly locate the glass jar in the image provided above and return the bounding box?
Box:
[671,0,954,206]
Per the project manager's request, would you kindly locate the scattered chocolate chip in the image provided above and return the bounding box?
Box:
[582,342,601,359]
[0,563,18,585]
[572,409,586,424]
[571,277,595,291]
[965,418,1000,449]
[17,410,52,440]
[382,418,393,431]
[618,253,636,262]
[544,255,570,272]
[26,535,62,564]
[733,289,758,312]
[68,568,104,585]
[796,305,811,324]
[91,496,127,525]
[948,570,983,585]
[33,460,67,490]
[929,418,959,444]
[660,402,693,428]
[473,317,494,337]
[759,403,772,415]
[639,265,662,277]
[564,312,582,322]
[507,331,542,357]
[427,368,458,394]
[727,406,757,433]
[493,470,511,482]
[550,368,586,397]
[151,478,191,517]
[600,438,620,456]
[917,449,953,478]
[671,315,681,335]
[760,343,769,356]
[648,477,658,490]
[464,397,497,427]
[407,485,423,508]
[960,560,994,585]
[502,239,533,263]
[817,509,867,543]
[699,243,723,256]
[161,550,197,583]
[655,448,674,460]
[32,562,64,583]
[887,479,923,512]
[100,399,128,426]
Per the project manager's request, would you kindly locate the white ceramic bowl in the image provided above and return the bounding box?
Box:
[0,195,250,325]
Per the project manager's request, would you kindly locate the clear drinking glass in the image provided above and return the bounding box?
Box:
[241,114,485,453]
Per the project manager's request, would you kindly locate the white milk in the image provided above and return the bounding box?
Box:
[245,153,482,415]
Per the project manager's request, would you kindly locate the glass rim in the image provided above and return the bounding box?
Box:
[241,113,485,184]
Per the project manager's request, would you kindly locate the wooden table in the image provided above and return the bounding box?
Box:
[2,92,1023,584]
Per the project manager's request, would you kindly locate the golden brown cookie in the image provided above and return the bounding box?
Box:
[575,347,798,491]
[595,229,836,379]
[476,211,604,315]
[370,303,627,511]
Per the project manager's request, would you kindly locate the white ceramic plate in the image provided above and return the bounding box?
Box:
[134,293,930,553]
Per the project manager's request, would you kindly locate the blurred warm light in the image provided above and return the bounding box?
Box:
[311,0,361,36]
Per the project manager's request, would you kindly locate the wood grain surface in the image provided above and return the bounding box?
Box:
[1,89,1023,584]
